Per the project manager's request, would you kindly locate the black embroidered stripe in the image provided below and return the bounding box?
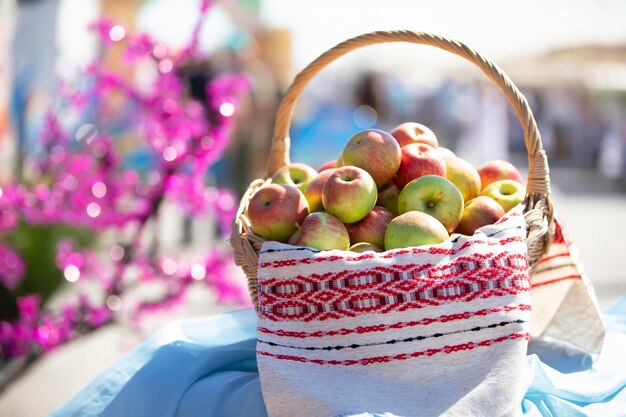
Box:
[257,319,527,351]
[260,247,321,254]
[485,225,525,238]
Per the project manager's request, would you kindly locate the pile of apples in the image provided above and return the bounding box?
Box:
[247,123,526,252]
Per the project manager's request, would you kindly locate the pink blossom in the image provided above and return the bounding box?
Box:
[0,0,250,362]
[0,244,26,289]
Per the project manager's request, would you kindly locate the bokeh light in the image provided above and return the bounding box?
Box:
[163,146,178,162]
[106,295,123,311]
[191,264,206,280]
[219,102,235,117]
[86,202,101,218]
[92,182,107,198]
[108,25,126,42]
[63,265,81,283]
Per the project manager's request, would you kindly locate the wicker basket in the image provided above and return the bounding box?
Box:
[230,30,554,307]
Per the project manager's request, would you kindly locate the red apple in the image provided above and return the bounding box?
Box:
[477,160,524,191]
[304,169,336,213]
[248,184,309,242]
[445,155,482,202]
[345,206,394,249]
[377,184,400,215]
[288,212,350,251]
[317,160,337,172]
[398,175,464,234]
[341,129,401,187]
[390,122,438,148]
[271,163,318,193]
[322,166,377,224]
[384,211,449,250]
[455,196,505,236]
[480,179,526,212]
[392,143,446,189]
[349,242,383,253]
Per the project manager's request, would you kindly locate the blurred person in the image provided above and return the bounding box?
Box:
[415,79,467,150]
[354,71,392,127]
[205,43,281,196]
[456,82,509,165]
[598,115,626,181]
[10,0,60,179]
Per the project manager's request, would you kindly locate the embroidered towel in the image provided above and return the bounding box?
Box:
[256,207,530,417]
[530,214,605,358]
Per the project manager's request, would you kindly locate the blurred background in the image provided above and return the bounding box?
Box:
[1,0,626,415]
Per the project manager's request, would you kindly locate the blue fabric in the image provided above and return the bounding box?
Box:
[51,298,626,417]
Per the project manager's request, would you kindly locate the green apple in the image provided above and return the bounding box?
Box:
[271,163,318,193]
[445,155,482,202]
[384,211,449,250]
[288,212,350,251]
[377,184,400,215]
[398,175,464,233]
[322,166,377,224]
[341,129,401,187]
[349,242,383,253]
[248,184,309,242]
[455,196,505,235]
[480,179,525,212]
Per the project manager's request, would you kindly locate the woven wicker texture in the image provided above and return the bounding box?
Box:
[230,30,554,307]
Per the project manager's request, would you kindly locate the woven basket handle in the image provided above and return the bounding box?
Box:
[265,30,550,199]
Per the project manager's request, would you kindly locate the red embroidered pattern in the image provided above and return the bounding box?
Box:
[259,252,530,322]
[257,332,530,366]
[532,275,580,288]
[532,218,584,289]
[537,252,570,264]
[258,303,531,339]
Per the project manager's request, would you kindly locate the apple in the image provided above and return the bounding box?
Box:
[248,184,309,242]
[271,163,318,193]
[304,169,336,213]
[445,155,482,202]
[392,143,446,189]
[345,206,394,249]
[390,122,439,148]
[455,196,505,236]
[377,184,400,215]
[349,242,383,253]
[288,212,350,251]
[322,166,377,224]
[341,129,401,187]
[384,211,449,250]
[317,160,337,172]
[398,175,464,233]
[480,179,526,213]
[438,147,456,160]
[477,159,524,190]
